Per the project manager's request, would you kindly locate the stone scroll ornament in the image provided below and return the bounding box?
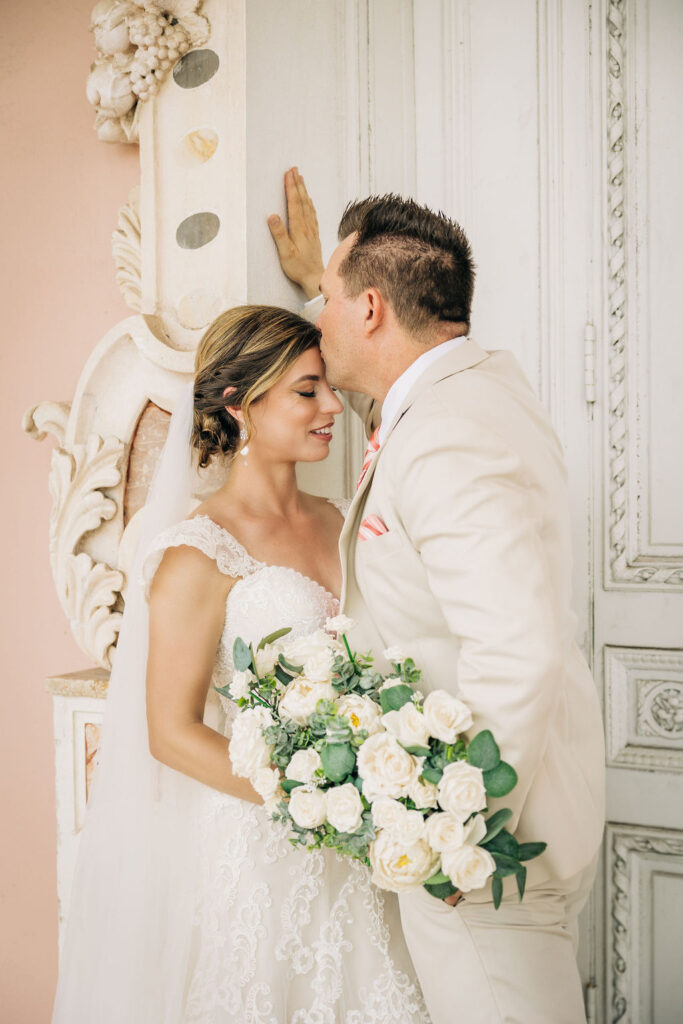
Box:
[87,0,210,143]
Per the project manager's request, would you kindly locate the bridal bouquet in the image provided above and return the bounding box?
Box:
[219,618,546,907]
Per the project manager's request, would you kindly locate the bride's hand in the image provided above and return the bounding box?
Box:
[268,166,324,300]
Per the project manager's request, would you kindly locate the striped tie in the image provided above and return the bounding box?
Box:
[356,426,381,491]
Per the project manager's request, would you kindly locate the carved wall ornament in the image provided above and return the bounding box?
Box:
[112,185,141,311]
[608,825,683,1023]
[605,0,683,589]
[604,646,683,772]
[87,0,210,143]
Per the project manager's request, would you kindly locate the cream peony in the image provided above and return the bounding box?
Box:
[382,702,431,749]
[424,811,466,852]
[303,648,335,683]
[408,775,439,809]
[437,761,487,820]
[279,677,336,726]
[229,669,255,701]
[283,629,342,663]
[422,691,473,743]
[336,694,383,735]
[356,733,421,800]
[441,843,495,892]
[325,614,356,635]
[289,786,327,829]
[369,831,440,893]
[229,707,273,778]
[285,748,322,784]
[326,783,364,833]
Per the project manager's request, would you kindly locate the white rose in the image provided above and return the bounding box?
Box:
[369,831,440,893]
[371,797,425,845]
[382,702,431,749]
[285,748,322,784]
[304,648,335,683]
[336,694,383,735]
[229,669,255,701]
[383,646,408,664]
[251,766,282,803]
[441,844,495,893]
[424,811,466,852]
[357,733,421,800]
[326,783,364,833]
[408,775,439,809]
[423,691,473,743]
[325,614,356,635]
[289,786,327,829]
[254,643,283,677]
[380,676,405,691]
[284,629,341,663]
[437,762,487,821]
[229,708,273,778]
[279,677,336,726]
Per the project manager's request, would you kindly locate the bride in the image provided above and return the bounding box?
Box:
[52,304,429,1023]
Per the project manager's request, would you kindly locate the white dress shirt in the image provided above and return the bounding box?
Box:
[302,295,468,445]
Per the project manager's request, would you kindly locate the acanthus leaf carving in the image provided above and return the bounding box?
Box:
[24,402,127,669]
[112,185,141,311]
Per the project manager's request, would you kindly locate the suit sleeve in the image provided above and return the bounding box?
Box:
[396,406,564,829]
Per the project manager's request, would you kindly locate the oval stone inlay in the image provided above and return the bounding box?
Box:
[173,49,220,89]
[176,211,220,250]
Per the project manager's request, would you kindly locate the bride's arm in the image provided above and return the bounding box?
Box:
[146,544,261,804]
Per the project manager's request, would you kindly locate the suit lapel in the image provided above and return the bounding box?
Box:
[338,338,490,608]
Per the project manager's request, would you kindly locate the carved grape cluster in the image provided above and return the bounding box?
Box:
[128,11,191,101]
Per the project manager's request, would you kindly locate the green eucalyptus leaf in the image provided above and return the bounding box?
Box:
[321,742,356,783]
[492,852,521,878]
[403,745,432,757]
[421,765,443,785]
[517,841,547,862]
[275,665,292,687]
[466,730,501,771]
[258,627,292,650]
[213,684,232,698]
[483,760,518,798]
[492,875,503,909]
[233,637,253,672]
[423,880,459,901]
[278,653,304,674]
[484,830,519,859]
[379,685,414,714]
[424,871,451,887]
[516,864,527,900]
[281,779,304,794]
[481,808,514,844]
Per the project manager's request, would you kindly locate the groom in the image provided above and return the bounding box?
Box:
[269,168,605,1023]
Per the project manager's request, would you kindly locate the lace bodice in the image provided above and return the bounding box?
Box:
[141,498,352,733]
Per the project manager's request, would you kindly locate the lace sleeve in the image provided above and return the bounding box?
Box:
[328,497,353,518]
[139,516,263,600]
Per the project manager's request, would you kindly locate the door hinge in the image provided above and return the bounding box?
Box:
[584,322,597,404]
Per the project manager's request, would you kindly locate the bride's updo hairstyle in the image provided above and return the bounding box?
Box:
[192,305,320,468]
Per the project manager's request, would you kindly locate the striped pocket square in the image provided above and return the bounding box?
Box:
[358,514,389,542]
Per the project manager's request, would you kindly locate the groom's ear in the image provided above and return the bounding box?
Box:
[364,288,385,336]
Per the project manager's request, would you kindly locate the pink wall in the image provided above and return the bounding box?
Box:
[0,3,139,1019]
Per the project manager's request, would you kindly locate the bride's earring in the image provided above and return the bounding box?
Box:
[239,426,249,466]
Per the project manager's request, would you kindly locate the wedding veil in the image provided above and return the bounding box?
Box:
[52,381,206,1023]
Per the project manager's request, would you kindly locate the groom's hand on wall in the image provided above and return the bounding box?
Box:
[268,166,325,299]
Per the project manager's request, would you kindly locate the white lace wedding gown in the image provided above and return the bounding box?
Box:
[141,501,430,1024]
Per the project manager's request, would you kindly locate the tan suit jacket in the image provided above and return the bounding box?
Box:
[340,340,605,895]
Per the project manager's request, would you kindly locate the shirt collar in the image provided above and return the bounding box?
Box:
[378,335,469,445]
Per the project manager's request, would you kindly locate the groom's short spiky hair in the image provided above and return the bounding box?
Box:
[337,195,475,335]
